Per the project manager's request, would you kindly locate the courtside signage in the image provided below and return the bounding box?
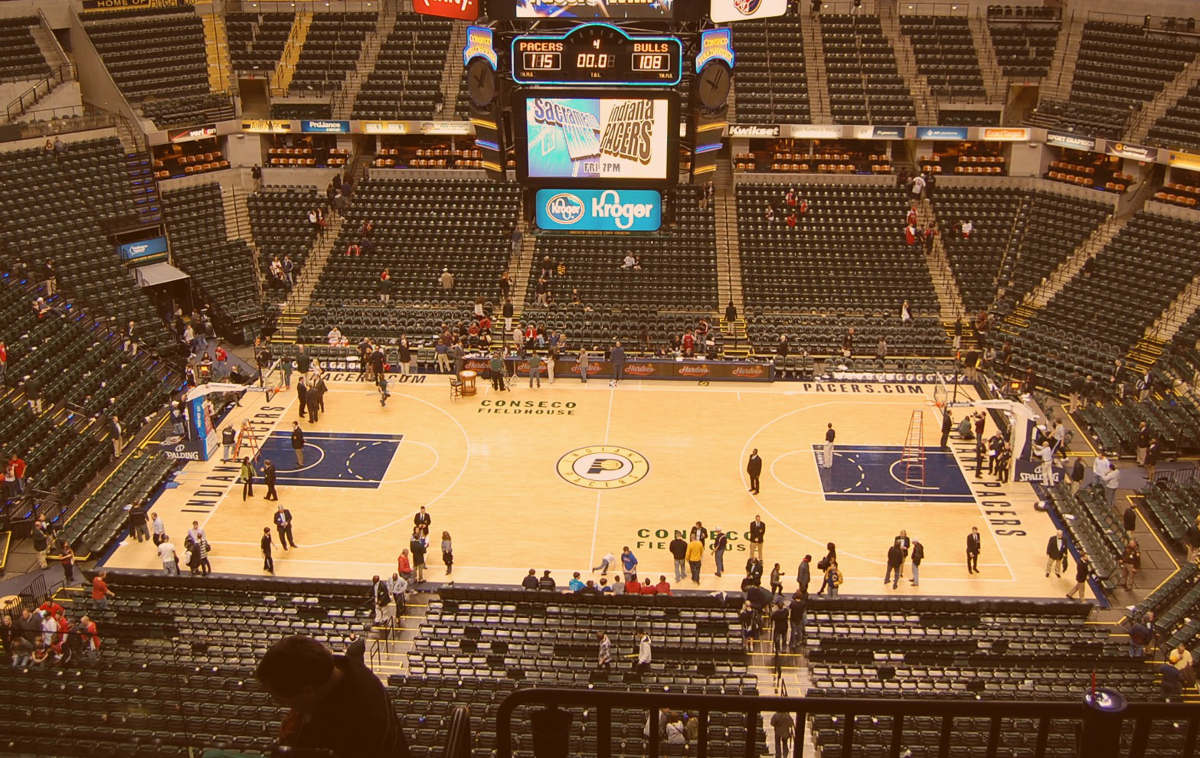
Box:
[535,188,661,231]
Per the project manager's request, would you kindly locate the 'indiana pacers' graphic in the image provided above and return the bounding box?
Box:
[557,445,649,489]
[525,97,670,180]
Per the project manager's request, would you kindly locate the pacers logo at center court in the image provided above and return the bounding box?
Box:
[557,445,649,489]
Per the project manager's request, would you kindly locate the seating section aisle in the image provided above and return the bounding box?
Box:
[59,450,176,555]
[248,186,324,302]
[83,7,234,128]
[822,15,917,124]
[425,586,764,758]
[288,11,375,94]
[0,17,51,81]
[806,597,1187,758]
[225,11,293,74]
[987,15,1060,80]
[733,16,810,125]
[0,137,173,355]
[1033,22,1199,139]
[898,15,986,100]
[161,184,263,339]
[299,178,519,341]
[930,188,1111,315]
[1074,396,1200,461]
[1147,80,1200,152]
[1134,562,1200,658]
[356,13,451,120]
[1004,211,1200,394]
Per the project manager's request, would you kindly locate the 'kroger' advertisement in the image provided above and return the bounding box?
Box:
[524,97,671,180]
[535,189,661,232]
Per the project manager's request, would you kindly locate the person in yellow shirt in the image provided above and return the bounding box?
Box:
[686,538,704,584]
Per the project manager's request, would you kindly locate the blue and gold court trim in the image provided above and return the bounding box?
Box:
[259,431,404,489]
[814,444,975,503]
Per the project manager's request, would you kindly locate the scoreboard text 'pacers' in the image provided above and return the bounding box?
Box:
[512,23,682,87]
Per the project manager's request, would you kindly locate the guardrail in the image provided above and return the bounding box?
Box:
[496,687,1200,758]
[5,63,74,123]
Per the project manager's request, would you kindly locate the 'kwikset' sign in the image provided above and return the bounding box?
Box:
[415,0,478,20]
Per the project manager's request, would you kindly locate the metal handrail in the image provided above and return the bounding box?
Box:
[5,63,74,123]
[496,687,1200,758]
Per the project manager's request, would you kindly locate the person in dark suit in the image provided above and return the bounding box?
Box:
[413,506,431,537]
[291,422,305,467]
[747,449,762,494]
[275,504,296,549]
[261,527,275,573]
[940,410,953,449]
[966,526,981,574]
[263,459,278,501]
[1045,530,1067,577]
[884,540,904,589]
[296,376,308,422]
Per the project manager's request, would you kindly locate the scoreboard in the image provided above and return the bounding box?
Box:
[512,23,682,87]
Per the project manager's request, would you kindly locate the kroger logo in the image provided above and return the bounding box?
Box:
[544,193,586,225]
[591,190,655,230]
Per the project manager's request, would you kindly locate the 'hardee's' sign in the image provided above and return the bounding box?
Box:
[414,0,478,20]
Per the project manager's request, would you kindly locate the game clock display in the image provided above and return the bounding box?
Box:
[513,23,682,87]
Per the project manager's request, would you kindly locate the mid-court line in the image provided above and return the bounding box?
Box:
[587,385,617,572]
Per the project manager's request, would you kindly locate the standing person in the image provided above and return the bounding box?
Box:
[389,572,408,613]
[771,710,795,758]
[1067,553,1090,601]
[797,554,812,595]
[275,504,296,549]
[1135,421,1150,466]
[940,410,953,449]
[151,512,166,545]
[413,506,431,537]
[240,457,255,501]
[528,351,542,389]
[291,422,305,467]
[816,542,837,594]
[109,415,123,458]
[596,631,612,669]
[894,530,911,576]
[769,563,784,596]
[909,539,924,586]
[1068,457,1086,496]
[885,539,904,589]
[296,376,308,422]
[770,601,790,653]
[748,515,766,561]
[92,570,115,609]
[376,370,389,407]
[747,449,762,494]
[263,459,278,501]
[621,546,639,582]
[690,521,709,545]
[1145,437,1161,483]
[822,423,836,469]
[261,527,275,574]
[686,534,704,583]
[824,561,842,597]
[712,528,728,577]
[1102,462,1121,507]
[60,541,76,584]
[441,531,453,575]
[788,589,807,649]
[578,348,590,383]
[636,631,652,673]
[0,340,6,386]
[280,355,293,390]
[610,341,625,387]
[409,529,427,584]
[966,526,981,574]
[159,535,179,575]
[30,519,48,568]
[222,426,236,462]
[1034,439,1055,487]
[669,531,687,582]
[489,352,505,391]
[1119,539,1141,591]
[1045,530,1067,577]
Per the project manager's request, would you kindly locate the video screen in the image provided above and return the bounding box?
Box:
[514,0,673,19]
[523,96,672,181]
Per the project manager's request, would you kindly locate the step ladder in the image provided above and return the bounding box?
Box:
[901,409,926,491]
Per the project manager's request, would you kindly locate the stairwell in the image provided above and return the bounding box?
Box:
[30,18,69,72]
[1040,14,1083,103]
[220,185,253,243]
[270,11,312,97]
[507,221,538,311]
[917,199,967,323]
[438,21,469,118]
[713,162,747,356]
[273,213,343,343]
[333,8,395,120]
[1126,57,1200,143]
[124,151,162,226]
[801,16,833,124]
[1024,214,1126,310]
[877,5,938,124]
[966,13,1005,104]
[201,11,232,94]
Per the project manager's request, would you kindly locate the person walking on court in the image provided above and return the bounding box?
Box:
[823,561,842,597]
[1067,552,1091,601]
[712,528,728,577]
[221,426,236,462]
[910,539,924,586]
[610,341,625,387]
[296,376,308,421]
[158,535,179,575]
[797,554,812,594]
[1045,530,1067,577]
[578,348,590,383]
[291,422,305,467]
[816,542,837,594]
[747,449,762,494]
[822,423,836,469]
[966,526,981,574]
[528,351,542,389]
[441,531,453,575]
[940,410,953,449]
[686,535,704,583]
[261,527,275,574]
[410,529,427,584]
[240,457,255,501]
[263,459,278,501]
[669,531,687,582]
[885,539,904,589]
[274,504,296,549]
[748,515,766,561]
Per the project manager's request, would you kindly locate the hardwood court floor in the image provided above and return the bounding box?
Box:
[105,374,1087,600]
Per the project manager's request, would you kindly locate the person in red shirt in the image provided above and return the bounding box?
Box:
[7,454,26,495]
[785,188,796,207]
[92,570,115,609]
[397,549,413,582]
[681,331,694,357]
[624,576,641,594]
[655,576,672,595]
[798,198,809,215]
[78,615,101,657]
[905,224,917,246]
[786,212,797,229]
[0,339,6,386]
[905,206,918,227]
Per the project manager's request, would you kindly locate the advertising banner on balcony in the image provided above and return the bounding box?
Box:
[415,0,480,19]
[1045,131,1096,151]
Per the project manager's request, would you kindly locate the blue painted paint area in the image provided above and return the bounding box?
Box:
[258,431,403,489]
[812,444,976,503]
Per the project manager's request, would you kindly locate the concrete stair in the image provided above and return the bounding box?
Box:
[917,199,967,322]
[1040,14,1084,103]
[877,5,937,124]
[1025,214,1125,309]
[439,21,470,118]
[801,15,832,124]
[507,220,537,310]
[270,11,312,98]
[200,11,232,95]
[1125,336,1167,374]
[30,18,69,72]
[272,213,343,344]
[1126,57,1200,143]
[220,185,254,243]
[966,13,1006,104]
[713,161,744,317]
[333,8,395,120]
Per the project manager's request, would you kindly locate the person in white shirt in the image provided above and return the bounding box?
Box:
[158,538,179,575]
[151,512,166,544]
[596,632,611,668]
[960,219,974,238]
[1034,441,1055,486]
[637,631,652,672]
[909,174,925,201]
[593,551,616,574]
[1093,452,1112,479]
[186,521,206,547]
[327,326,343,346]
[621,254,637,269]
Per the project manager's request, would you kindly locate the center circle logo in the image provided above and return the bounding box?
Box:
[557,445,649,489]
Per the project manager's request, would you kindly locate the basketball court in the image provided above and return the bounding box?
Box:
[104,373,1085,600]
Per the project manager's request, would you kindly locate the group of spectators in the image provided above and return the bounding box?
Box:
[2,593,104,670]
